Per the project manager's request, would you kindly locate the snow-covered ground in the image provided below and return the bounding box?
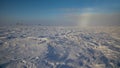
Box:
[0,25,120,68]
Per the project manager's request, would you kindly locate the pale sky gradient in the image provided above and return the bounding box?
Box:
[0,0,120,26]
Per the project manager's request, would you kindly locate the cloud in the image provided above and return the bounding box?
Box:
[61,12,120,26]
[89,13,120,26]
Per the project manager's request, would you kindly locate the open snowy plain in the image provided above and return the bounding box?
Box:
[0,25,120,68]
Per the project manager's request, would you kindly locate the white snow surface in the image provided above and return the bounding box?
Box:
[0,25,120,68]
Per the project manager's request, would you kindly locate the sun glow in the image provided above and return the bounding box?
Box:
[78,8,94,27]
[79,13,92,27]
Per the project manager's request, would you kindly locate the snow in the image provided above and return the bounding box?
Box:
[0,25,120,68]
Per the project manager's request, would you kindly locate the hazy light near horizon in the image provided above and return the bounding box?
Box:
[78,8,94,27]
[78,13,91,27]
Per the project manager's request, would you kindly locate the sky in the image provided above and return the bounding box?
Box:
[0,0,120,26]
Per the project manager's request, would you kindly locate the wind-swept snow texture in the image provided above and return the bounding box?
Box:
[0,26,120,68]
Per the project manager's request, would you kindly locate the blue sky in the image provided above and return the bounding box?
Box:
[0,0,120,26]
